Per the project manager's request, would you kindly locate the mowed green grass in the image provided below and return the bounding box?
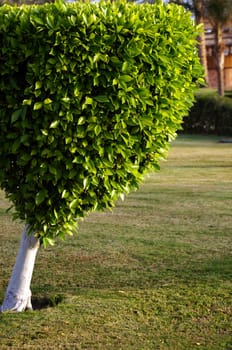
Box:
[0,135,231,350]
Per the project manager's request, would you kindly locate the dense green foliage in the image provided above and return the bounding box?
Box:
[184,90,232,135]
[0,0,53,6]
[0,0,203,245]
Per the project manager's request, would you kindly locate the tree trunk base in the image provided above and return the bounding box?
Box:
[1,290,33,312]
[0,225,39,312]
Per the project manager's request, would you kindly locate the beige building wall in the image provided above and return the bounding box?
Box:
[207,55,232,89]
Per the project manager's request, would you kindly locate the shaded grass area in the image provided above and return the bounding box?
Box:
[195,87,232,98]
[0,135,231,349]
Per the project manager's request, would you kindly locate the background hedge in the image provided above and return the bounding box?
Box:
[0,0,203,244]
[183,90,232,136]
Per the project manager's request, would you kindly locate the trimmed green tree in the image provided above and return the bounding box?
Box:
[0,0,203,311]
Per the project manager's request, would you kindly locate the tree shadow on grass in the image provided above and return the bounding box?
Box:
[26,253,232,307]
[32,294,64,310]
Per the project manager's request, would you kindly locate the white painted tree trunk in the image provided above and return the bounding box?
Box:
[1,225,40,312]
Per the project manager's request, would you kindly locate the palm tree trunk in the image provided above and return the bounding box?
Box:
[195,0,209,85]
[215,23,225,96]
[1,225,40,312]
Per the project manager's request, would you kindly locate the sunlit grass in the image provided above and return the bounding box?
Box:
[0,135,231,349]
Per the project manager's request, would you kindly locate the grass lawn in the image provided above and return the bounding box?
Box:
[197,87,232,98]
[0,135,231,350]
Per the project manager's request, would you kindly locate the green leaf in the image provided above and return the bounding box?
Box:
[65,137,72,144]
[61,189,69,199]
[94,125,101,136]
[33,102,43,111]
[46,14,55,29]
[83,177,89,189]
[49,164,58,176]
[35,190,47,206]
[94,95,109,103]
[69,15,76,26]
[22,99,32,106]
[11,109,22,124]
[84,97,93,105]
[53,208,59,220]
[119,75,133,83]
[30,15,44,26]
[122,61,129,73]
[78,116,86,125]
[44,98,53,105]
[69,198,79,209]
[42,237,55,248]
[41,129,49,136]
[50,120,59,129]
[35,81,42,90]
[61,97,70,103]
